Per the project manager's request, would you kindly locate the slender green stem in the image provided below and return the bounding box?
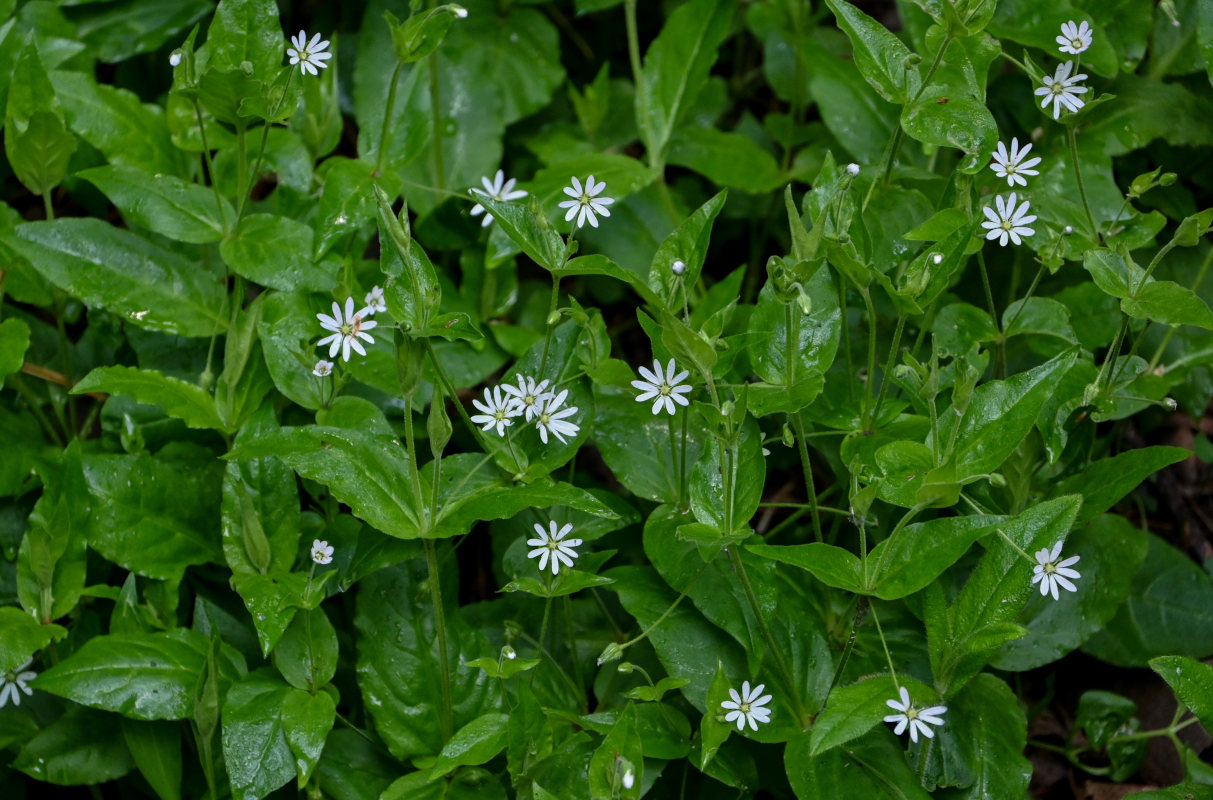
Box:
[624,0,656,167]
[871,314,906,428]
[235,123,248,216]
[1003,261,1046,334]
[678,410,689,510]
[239,69,295,222]
[1140,239,1178,290]
[840,282,855,402]
[727,548,807,725]
[978,250,1005,377]
[403,396,427,531]
[424,340,478,438]
[191,99,228,231]
[827,596,869,692]
[539,273,561,375]
[428,52,446,189]
[667,412,683,508]
[612,562,710,656]
[562,595,587,712]
[376,60,405,176]
[1067,127,1101,245]
[860,288,878,431]
[42,189,53,220]
[867,602,900,688]
[423,539,454,742]
[789,412,822,542]
[11,374,65,447]
[537,596,553,658]
[1097,314,1130,392]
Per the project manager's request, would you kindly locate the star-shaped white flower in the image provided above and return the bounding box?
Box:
[470,386,522,436]
[312,359,333,377]
[990,138,1042,188]
[720,681,773,732]
[311,539,334,565]
[526,521,583,575]
[558,175,614,229]
[1057,20,1093,55]
[981,192,1037,247]
[1035,61,1089,120]
[631,358,692,415]
[317,297,378,362]
[534,389,580,445]
[286,31,332,77]
[470,169,527,227]
[364,286,386,314]
[500,374,552,422]
[884,686,947,743]
[1032,541,1082,600]
[0,658,37,708]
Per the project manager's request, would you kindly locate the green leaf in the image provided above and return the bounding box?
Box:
[1084,248,1146,300]
[355,560,500,760]
[280,688,336,788]
[72,366,225,433]
[557,255,664,309]
[471,193,564,272]
[868,514,1002,600]
[942,349,1077,480]
[747,542,864,594]
[0,316,30,383]
[430,713,511,780]
[227,425,423,539]
[375,188,442,328]
[699,662,733,769]
[824,0,919,103]
[220,214,333,293]
[592,390,709,504]
[901,94,998,173]
[206,0,283,78]
[647,190,726,303]
[786,727,932,800]
[993,514,1148,672]
[1054,447,1191,526]
[807,674,900,755]
[314,728,398,800]
[1122,786,1213,800]
[221,670,296,800]
[82,452,222,582]
[121,720,182,800]
[1083,533,1213,666]
[9,219,227,337]
[638,0,737,159]
[6,109,75,196]
[502,570,615,599]
[273,608,338,692]
[930,674,1031,799]
[0,607,64,673]
[1152,655,1213,736]
[748,269,842,387]
[666,127,784,193]
[78,165,232,244]
[588,704,642,800]
[35,629,212,721]
[14,706,135,786]
[1123,280,1213,329]
[17,443,88,622]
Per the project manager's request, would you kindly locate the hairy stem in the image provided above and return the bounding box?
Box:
[423,539,454,742]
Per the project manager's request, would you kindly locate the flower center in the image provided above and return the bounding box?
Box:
[524,393,536,405]
[739,701,752,714]
[1001,220,1014,231]
[906,707,921,721]
[1071,38,1083,49]
[1050,83,1066,97]
[1043,561,1057,575]
[659,384,672,396]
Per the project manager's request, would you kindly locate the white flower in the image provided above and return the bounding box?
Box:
[169,52,182,67]
[0,658,37,708]
[470,386,522,437]
[470,169,527,227]
[1057,20,1093,55]
[631,358,692,415]
[311,539,334,565]
[363,286,386,314]
[317,297,378,362]
[1035,61,1089,119]
[312,359,334,377]
[558,175,614,229]
[846,163,861,176]
[1032,541,1082,600]
[500,374,551,422]
[286,30,332,77]
[534,389,580,445]
[981,192,1037,247]
[526,521,583,575]
[671,259,686,276]
[884,686,947,743]
[720,681,773,732]
[990,138,1042,187]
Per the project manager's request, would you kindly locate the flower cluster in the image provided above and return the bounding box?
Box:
[470,374,582,444]
[467,172,616,231]
[1035,21,1092,120]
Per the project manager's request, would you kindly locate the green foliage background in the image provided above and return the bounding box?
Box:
[1,0,1212,798]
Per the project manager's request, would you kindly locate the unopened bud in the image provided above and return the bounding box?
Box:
[932,252,944,265]
[622,768,635,789]
[501,645,516,660]
[616,661,635,674]
[452,4,468,17]
[546,310,562,326]
[795,289,812,316]
[782,423,795,447]
[1164,397,1177,410]
[846,163,861,176]
[721,400,735,418]
[597,643,624,666]
[1063,225,1074,235]
[671,259,686,275]
[169,52,182,67]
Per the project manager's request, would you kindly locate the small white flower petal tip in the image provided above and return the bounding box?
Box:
[980,192,1037,247]
[1057,20,1093,55]
[883,686,947,744]
[0,658,38,708]
[1031,541,1082,601]
[286,30,332,77]
[1034,61,1088,120]
[311,539,334,565]
[720,680,773,732]
[316,296,378,362]
[469,169,527,227]
[631,358,692,416]
[525,521,583,575]
[990,138,1042,188]
[363,286,387,314]
[557,174,614,229]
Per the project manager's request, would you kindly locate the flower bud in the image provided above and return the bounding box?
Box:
[846,163,861,176]
[452,5,468,17]
[616,661,635,674]
[622,767,635,789]
[932,252,944,265]
[169,52,182,67]
[671,259,686,275]
[597,643,624,666]
[501,645,516,660]
[795,288,812,316]
[1164,397,1177,410]
[1063,225,1074,235]
[546,310,562,327]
